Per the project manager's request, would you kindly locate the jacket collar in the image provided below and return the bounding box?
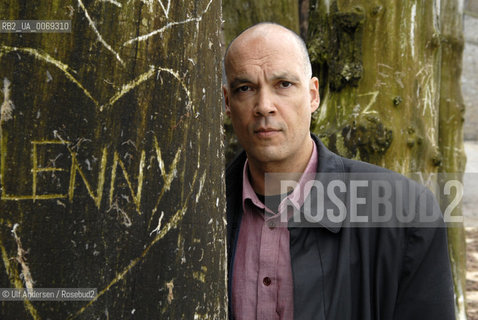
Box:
[297,135,345,233]
[226,134,346,234]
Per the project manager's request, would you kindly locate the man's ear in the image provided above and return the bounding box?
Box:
[309,77,320,113]
[222,85,231,117]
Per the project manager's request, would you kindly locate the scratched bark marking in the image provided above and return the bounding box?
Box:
[416,65,439,152]
[68,146,108,208]
[149,211,165,236]
[147,125,201,231]
[11,224,34,290]
[357,91,379,116]
[108,150,145,214]
[158,0,171,18]
[147,137,182,229]
[0,78,14,122]
[0,232,40,319]
[68,167,206,319]
[139,0,171,17]
[1,43,194,115]
[195,171,207,203]
[0,0,225,317]
[100,66,193,112]
[70,108,201,318]
[0,132,182,208]
[76,0,125,66]
[0,78,13,194]
[0,46,98,107]
[78,0,212,69]
[99,0,122,7]
[166,280,174,303]
[123,0,213,46]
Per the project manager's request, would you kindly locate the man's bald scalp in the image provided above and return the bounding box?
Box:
[223,22,312,82]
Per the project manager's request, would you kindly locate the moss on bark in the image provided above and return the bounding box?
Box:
[439,0,467,318]
[308,1,467,317]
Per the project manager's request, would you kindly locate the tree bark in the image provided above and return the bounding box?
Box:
[0,1,226,319]
[308,0,466,317]
[308,0,442,172]
[222,0,300,45]
[439,0,467,318]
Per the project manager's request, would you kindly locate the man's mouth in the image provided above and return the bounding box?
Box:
[254,127,281,138]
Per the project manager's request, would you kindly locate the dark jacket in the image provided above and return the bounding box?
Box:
[226,135,455,320]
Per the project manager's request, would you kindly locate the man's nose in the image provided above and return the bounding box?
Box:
[254,88,276,116]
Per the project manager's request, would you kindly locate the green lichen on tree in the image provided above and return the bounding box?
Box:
[439,0,467,318]
[308,0,467,317]
[308,0,442,173]
[308,2,365,91]
[341,116,393,162]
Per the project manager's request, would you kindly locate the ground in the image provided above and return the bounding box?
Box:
[467,227,478,319]
[464,141,478,319]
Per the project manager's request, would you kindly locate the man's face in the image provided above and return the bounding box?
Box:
[223,28,320,169]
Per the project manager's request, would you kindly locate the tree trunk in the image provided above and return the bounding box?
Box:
[307,0,466,317]
[222,0,300,45]
[308,0,442,172]
[439,0,467,318]
[0,1,226,319]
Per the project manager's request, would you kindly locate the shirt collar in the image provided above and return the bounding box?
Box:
[242,142,318,216]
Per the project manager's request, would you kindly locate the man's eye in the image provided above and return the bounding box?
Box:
[279,81,292,88]
[237,85,250,92]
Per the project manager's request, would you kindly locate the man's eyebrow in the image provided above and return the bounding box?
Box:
[270,73,300,83]
[228,73,301,89]
[229,78,251,89]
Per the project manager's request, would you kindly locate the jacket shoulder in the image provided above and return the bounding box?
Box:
[225,151,246,197]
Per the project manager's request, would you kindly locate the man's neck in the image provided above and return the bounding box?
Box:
[247,138,315,195]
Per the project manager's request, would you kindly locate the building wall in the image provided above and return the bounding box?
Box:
[467,0,478,12]
[462,1,478,140]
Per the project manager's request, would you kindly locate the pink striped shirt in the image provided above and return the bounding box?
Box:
[232,143,318,319]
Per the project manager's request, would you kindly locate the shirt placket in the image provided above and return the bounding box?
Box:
[257,215,281,320]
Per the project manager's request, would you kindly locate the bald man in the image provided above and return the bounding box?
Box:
[224,23,455,320]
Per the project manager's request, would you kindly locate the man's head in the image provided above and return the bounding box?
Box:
[224,22,313,80]
[223,22,320,172]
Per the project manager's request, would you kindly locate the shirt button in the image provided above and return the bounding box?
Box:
[263,277,272,286]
